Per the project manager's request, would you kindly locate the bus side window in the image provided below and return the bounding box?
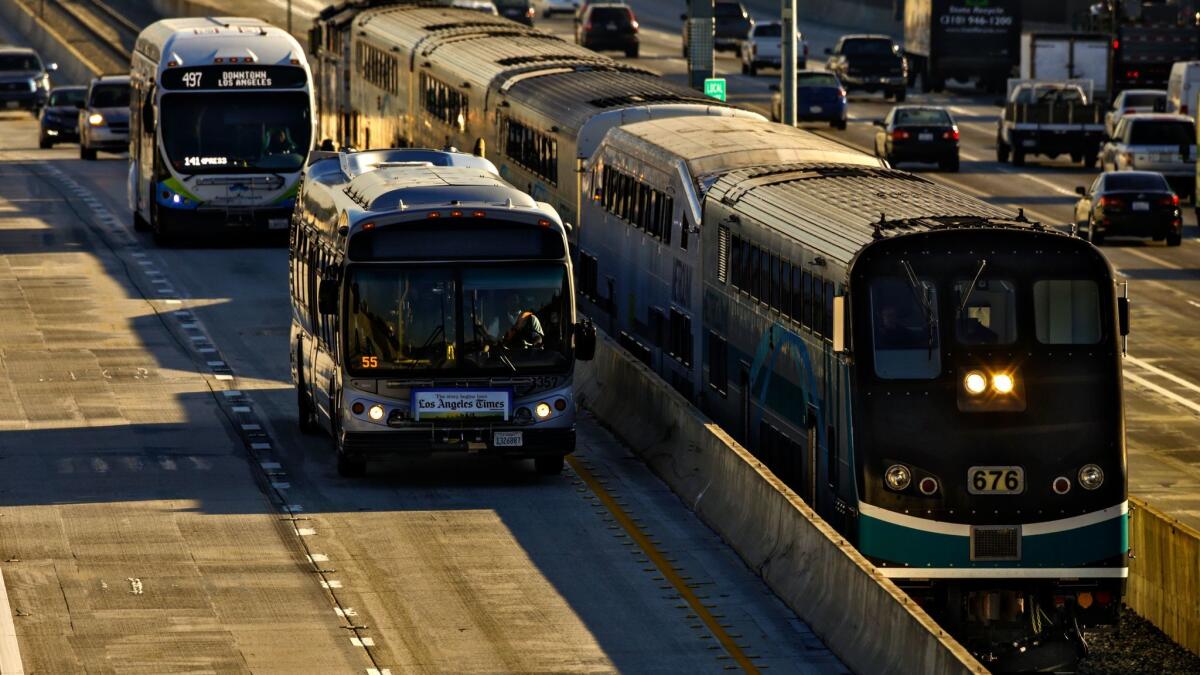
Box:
[141,86,155,133]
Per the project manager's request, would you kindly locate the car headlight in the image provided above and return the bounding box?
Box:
[884,464,911,491]
[87,112,105,126]
[27,78,37,92]
[1078,464,1104,490]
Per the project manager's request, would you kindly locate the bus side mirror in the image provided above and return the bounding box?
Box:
[832,295,847,353]
[318,278,339,315]
[1118,296,1130,337]
[574,321,596,361]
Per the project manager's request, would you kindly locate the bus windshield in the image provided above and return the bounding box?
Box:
[160,92,312,174]
[346,264,571,375]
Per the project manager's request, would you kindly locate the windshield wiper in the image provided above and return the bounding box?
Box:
[900,259,938,357]
[956,259,988,318]
[497,353,517,373]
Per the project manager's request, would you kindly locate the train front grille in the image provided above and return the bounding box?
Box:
[970,526,1021,561]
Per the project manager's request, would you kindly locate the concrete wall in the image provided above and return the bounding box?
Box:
[574,335,987,674]
[0,0,100,85]
[1127,496,1200,655]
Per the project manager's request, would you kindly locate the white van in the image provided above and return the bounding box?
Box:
[1166,61,1200,117]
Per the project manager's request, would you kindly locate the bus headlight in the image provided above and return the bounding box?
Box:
[368,404,385,421]
[534,402,552,419]
[884,464,911,491]
[992,373,1015,394]
[963,371,987,395]
[87,112,105,126]
[1078,464,1104,490]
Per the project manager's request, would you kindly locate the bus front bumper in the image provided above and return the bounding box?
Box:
[340,426,575,459]
[157,204,294,232]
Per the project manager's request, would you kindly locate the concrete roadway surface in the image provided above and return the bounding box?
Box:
[0,88,844,675]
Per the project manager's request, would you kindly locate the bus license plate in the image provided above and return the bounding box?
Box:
[968,466,1024,495]
[268,218,289,230]
[494,431,523,448]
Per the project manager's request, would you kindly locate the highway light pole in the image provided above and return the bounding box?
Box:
[781,0,796,125]
[687,0,714,91]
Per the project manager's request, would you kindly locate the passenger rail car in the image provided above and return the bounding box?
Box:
[290,148,595,477]
[580,115,1130,670]
[308,1,760,230]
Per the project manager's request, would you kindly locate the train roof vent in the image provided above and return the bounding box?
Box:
[496,54,608,66]
[422,20,518,31]
[588,92,727,108]
[721,166,911,204]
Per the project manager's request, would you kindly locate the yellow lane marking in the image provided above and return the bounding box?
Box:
[566,455,760,674]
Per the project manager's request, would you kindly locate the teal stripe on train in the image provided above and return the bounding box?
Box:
[859,511,1129,568]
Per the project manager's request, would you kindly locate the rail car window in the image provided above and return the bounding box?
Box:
[579,252,598,299]
[870,278,940,379]
[599,166,674,242]
[420,73,468,131]
[668,308,693,367]
[953,279,1017,345]
[500,116,557,185]
[802,270,814,329]
[356,41,398,95]
[824,281,835,338]
[708,331,728,396]
[1033,280,1102,345]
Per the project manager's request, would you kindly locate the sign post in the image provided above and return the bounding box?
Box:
[781,0,797,125]
[704,77,727,102]
[687,0,715,91]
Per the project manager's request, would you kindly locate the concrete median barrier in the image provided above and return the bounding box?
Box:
[0,0,99,85]
[1127,496,1200,656]
[575,334,985,674]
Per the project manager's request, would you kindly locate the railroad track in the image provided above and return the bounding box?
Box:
[30,0,141,74]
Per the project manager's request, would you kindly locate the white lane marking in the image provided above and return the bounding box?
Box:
[127,578,143,595]
[241,423,261,431]
[297,527,316,536]
[284,504,304,513]
[335,607,358,617]
[222,391,243,398]
[307,554,329,563]
[1124,371,1200,415]
[251,443,271,451]
[272,482,291,490]
[158,457,177,471]
[214,374,233,381]
[164,299,182,305]
[0,570,26,675]
[1126,355,1200,396]
[206,361,226,367]
[349,637,374,647]
[231,406,251,414]
[959,149,984,162]
[1123,247,1182,270]
[1189,300,1200,309]
[91,458,108,473]
[367,669,393,675]
[322,580,344,589]
[260,462,282,470]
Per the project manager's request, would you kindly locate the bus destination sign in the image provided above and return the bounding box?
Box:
[161,65,307,90]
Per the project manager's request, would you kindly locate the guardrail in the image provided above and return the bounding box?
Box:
[575,334,986,674]
[1127,496,1200,655]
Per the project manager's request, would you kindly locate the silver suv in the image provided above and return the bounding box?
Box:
[1100,113,1196,200]
[0,47,56,114]
[78,75,130,161]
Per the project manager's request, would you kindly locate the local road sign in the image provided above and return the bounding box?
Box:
[704,78,726,102]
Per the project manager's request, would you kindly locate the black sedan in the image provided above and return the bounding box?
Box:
[1073,171,1182,246]
[872,105,959,171]
[38,85,85,148]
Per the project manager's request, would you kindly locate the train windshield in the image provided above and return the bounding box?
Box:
[160,92,312,174]
[1033,280,1102,344]
[345,264,571,375]
[870,277,940,379]
[953,278,1017,345]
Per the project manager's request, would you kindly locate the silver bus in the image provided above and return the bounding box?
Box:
[290,148,595,476]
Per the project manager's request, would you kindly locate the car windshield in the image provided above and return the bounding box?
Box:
[755,23,782,37]
[1129,120,1193,145]
[494,0,527,7]
[90,83,129,108]
[843,39,895,57]
[0,54,41,71]
[346,264,571,375]
[48,89,85,107]
[1105,173,1169,191]
[591,7,632,24]
[895,108,951,125]
[1123,92,1164,108]
[796,73,837,87]
[161,92,312,174]
[1016,86,1086,105]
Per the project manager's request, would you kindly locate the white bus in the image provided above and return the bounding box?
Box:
[291,148,595,477]
[129,17,315,243]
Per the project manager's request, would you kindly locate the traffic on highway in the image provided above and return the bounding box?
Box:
[1,0,1200,673]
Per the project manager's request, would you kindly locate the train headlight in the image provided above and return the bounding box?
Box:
[884,464,912,491]
[367,404,385,421]
[1078,464,1104,490]
[534,402,552,419]
[992,373,1015,394]
[87,112,105,127]
[963,370,988,396]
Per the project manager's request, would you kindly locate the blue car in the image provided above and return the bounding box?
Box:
[771,71,847,129]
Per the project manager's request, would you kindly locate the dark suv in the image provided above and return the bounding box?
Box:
[681,1,752,56]
[577,4,639,58]
[495,0,535,25]
[0,47,56,114]
[825,34,907,101]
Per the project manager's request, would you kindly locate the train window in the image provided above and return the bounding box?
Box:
[650,307,667,347]
[708,331,728,396]
[870,277,941,379]
[500,116,558,186]
[579,252,598,299]
[668,308,693,367]
[801,270,814,329]
[730,235,742,289]
[662,196,674,245]
[1033,280,1101,345]
[680,215,689,250]
[953,279,1017,345]
[824,281,835,338]
[779,261,793,318]
[791,266,803,323]
[770,254,781,311]
[421,73,468,131]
